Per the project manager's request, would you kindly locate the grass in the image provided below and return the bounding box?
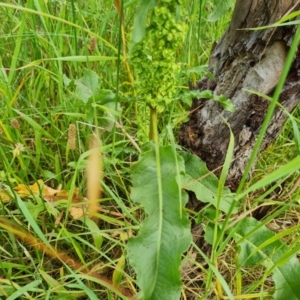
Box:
[1,0,300,299]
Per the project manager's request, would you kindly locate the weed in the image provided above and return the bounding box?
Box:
[0,1,300,300]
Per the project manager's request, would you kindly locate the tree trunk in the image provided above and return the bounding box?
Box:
[180,0,300,191]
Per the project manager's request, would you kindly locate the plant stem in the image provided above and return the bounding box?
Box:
[149,107,158,142]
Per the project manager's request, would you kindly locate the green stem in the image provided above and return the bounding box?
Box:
[149,107,158,142]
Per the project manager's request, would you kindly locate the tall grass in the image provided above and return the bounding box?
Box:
[0,0,300,299]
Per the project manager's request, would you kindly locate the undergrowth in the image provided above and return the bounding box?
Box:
[0,1,300,300]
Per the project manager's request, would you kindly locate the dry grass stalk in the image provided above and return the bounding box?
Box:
[68,123,76,150]
[89,36,97,52]
[10,118,20,130]
[86,132,103,221]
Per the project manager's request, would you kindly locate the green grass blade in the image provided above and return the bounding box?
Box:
[243,88,300,154]
[7,279,41,300]
[13,193,52,248]
[236,155,300,201]
[39,269,68,295]
[17,56,117,70]
[13,109,54,140]
[237,22,300,193]
[192,242,234,300]
[7,9,25,85]
[0,2,117,53]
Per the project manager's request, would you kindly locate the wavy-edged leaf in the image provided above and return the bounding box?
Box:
[234,217,300,300]
[180,151,238,214]
[128,145,191,300]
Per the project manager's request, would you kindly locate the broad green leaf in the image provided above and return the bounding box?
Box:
[63,74,72,86]
[180,152,238,214]
[94,89,115,104]
[74,69,99,103]
[130,0,156,48]
[217,95,235,112]
[128,145,191,300]
[207,0,234,22]
[204,223,216,245]
[234,217,300,300]
[75,81,93,103]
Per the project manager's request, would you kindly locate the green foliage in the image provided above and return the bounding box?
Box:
[135,105,150,144]
[130,0,157,47]
[181,89,235,111]
[181,151,238,214]
[207,0,235,22]
[233,217,300,300]
[74,69,99,104]
[1,0,300,299]
[131,0,187,112]
[128,145,191,300]
[64,69,117,106]
[237,13,300,193]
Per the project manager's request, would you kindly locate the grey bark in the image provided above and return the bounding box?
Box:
[180,0,300,191]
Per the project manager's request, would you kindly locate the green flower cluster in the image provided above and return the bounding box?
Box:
[131,0,187,112]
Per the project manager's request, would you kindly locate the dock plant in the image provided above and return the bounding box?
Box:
[0,1,300,300]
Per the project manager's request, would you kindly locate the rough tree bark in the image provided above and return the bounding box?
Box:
[180,0,300,191]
